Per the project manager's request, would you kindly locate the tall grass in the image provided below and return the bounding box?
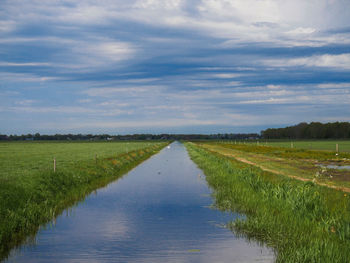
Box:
[0,142,168,261]
[185,142,350,262]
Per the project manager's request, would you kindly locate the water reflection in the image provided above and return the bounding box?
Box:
[6,142,274,262]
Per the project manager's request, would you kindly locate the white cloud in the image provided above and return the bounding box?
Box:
[317,82,350,89]
[263,53,350,70]
[98,101,130,107]
[14,99,37,106]
[55,118,218,130]
[0,72,60,82]
[133,0,183,10]
[212,73,242,79]
[197,0,281,23]
[0,20,16,32]
[0,90,20,96]
[286,27,316,35]
[78,99,92,103]
[119,0,349,46]
[267,84,281,89]
[83,86,163,97]
[225,81,242,87]
[57,4,116,25]
[291,54,350,69]
[2,105,131,116]
[62,39,137,69]
[0,62,51,67]
[124,78,160,83]
[90,42,135,62]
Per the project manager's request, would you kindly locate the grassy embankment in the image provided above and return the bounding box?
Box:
[185,142,350,262]
[0,141,168,261]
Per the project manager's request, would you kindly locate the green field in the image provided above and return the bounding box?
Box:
[186,142,350,262]
[199,141,350,189]
[0,141,168,261]
[256,140,350,152]
[0,141,159,180]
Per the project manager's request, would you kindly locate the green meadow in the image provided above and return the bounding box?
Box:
[0,141,159,180]
[258,140,350,153]
[0,141,168,261]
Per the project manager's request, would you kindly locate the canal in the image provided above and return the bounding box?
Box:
[6,142,274,262]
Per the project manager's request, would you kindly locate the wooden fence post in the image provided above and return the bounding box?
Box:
[54,158,56,172]
[336,143,339,153]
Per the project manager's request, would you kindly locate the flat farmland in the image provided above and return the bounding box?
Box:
[262,140,350,152]
[0,141,160,180]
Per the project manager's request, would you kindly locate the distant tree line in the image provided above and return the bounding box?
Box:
[2,122,349,141]
[261,122,350,139]
[0,133,260,141]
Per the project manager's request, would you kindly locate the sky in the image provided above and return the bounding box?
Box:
[1,0,350,135]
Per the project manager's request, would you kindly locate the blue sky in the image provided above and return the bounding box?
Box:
[1,0,350,135]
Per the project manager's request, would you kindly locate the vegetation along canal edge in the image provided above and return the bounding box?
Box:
[185,142,350,262]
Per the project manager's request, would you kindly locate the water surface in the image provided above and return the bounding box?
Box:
[6,142,274,262]
[317,164,350,170]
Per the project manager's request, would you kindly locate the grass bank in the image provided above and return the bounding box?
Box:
[0,141,168,261]
[185,142,350,262]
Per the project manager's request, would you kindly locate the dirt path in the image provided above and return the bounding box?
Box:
[199,144,350,193]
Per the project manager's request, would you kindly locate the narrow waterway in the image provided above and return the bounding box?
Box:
[6,142,274,262]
